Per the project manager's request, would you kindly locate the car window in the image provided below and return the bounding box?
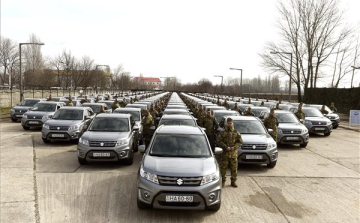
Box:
[276,113,299,123]
[86,105,100,113]
[88,109,94,116]
[52,109,83,120]
[159,119,196,126]
[149,135,211,157]
[20,100,39,107]
[30,103,56,112]
[89,118,129,132]
[303,109,324,117]
[233,121,267,134]
[114,110,140,121]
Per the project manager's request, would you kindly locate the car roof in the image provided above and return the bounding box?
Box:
[161,114,194,120]
[225,116,259,121]
[156,125,203,135]
[59,107,88,110]
[213,110,239,114]
[95,113,131,118]
[114,107,141,112]
[164,108,188,111]
[37,101,60,104]
[82,103,106,106]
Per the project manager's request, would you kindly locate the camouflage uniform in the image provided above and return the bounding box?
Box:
[244,109,255,116]
[98,106,105,114]
[275,104,282,110]
[260,101,264,107]
[264,114,279,141]
[47,95,52,101]
[112,99,120,111]
[231,103,241,113]
[119,98,127,108]
[197,108,206,126]
[81,97,89,104]
[149,106,158,122]
[95,97,100,103]
[202,112,219,150]
[295,108,305,123]
[68,99,74,107]
[330,103,337,112]
[223,100,229,110]
[217,123,242,184]
[142,111,154,147]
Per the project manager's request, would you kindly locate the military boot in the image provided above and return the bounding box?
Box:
[231,181,238,188]
[222,181,225,188]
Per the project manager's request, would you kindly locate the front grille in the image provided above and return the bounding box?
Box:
[88,151,117,159]
[282,129,302,134]
[49,126,70,130]
[29,115,43,119]
[158,176,202,186]
[89,141,117,147]
[311,121,327,125]
[241,144,267,150]
[26,121,43,126]
[239,153,269,162]
[158,201,200,207]
[15,109,26,113]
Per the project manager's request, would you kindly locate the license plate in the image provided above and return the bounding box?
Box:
[16,115,23,117]
[29,121,39,124]
[287,137,299,140]
[93,152,110,157]
[52,134,64,138]
[165,195,193,202]
[246,155,263,159]
[315,128,325,130]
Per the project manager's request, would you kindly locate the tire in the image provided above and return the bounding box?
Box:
[123,155,134,165]
[300,142,308,148]
[333,125,338,129]
[208,201,221,211]
[137,197,151,209]
[324,132,331,136]
[11,117,17,122]
[267,161,277,168]
[133,141,139,153]
[42,138,50,143]
[78,157,87,165]
[22,126,30,130]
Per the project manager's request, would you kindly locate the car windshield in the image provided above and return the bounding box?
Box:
[86,105,101,113]
[115,110,140,121]
[276,113,299,123]
[159,119,196,126]
[19,100,39,107]
[234,121,267,134]
[52,109,83,120]
[89,118,129,132]
[31,103,56,112]
[163,111,188,115]
[150,135,211,157]
[252,108,268,117]
[214,112,239,122]
[303,109,324,117]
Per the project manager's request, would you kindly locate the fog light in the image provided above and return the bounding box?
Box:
[119,151,127,157]
[271,153,277,160]
[209,193,216,202]
[144,192,150,199]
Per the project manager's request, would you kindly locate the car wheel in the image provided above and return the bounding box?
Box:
[22,126,30,130]
[133,141,139,153]
[123,155,134,165]
[137,197,151,209]
[42,138,50,143]
[333,125,338,129]
[267,161,277,168]
[208,201,221,211]
[11,117,17,122]
[300,142,308,148]
[78,157,87,165]
[324,132,331,136]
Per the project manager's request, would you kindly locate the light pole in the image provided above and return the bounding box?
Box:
[160,77,176,91]
[351,66,360,88]
[19,42,44,101]
[230,68,242,97]
[270,51,293,102]
[214,75,223,94]
[95,65,109,94]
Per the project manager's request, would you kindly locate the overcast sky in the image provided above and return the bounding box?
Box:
[2,0,360,87]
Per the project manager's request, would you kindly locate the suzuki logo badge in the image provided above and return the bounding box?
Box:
[319,122,321,125]
[291,131,294,133]
[57,127,60,130]
[33,116,36,119]
[100,142,104,147]
[176,178,183,185]
[252,145,256,150]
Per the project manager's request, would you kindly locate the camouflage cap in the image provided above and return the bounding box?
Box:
[270,108,275,112]
[227,117,233,123]
[207,108,211,112]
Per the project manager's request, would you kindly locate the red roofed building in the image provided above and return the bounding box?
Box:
[134,77,162,90]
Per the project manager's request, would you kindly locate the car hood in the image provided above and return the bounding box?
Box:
[82,131,130,141]
[13,106,32,111]
[305,117,329,121]
[241,134,273,144]
[45,119,83,126]
[143,156,217,177]
[326,113,339,118]
[25,111,55,116]
[278,123,306,130]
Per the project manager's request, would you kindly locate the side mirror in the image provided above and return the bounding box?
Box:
[150,126,156,131]
[48,115,53,119]
[268,129,274,134]
[139,145,146,153]
[214,147,223,155]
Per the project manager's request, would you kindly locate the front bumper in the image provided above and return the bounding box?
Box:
[77,144,131,162]
[42,129,82,141]
[238,147,278,164]
[22,118,44,128]
[278,133,309,145]
[137,175,221,210]
[305,124,332,134]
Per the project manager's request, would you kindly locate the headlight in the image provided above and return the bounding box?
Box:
[327,121,332,125]
[302,128,308,133]
[116,139,129,146]
[68,125,79,130]
[11,108,15,112]
[43,124,50,129]
[22,114,27,118]
[305,120,311,124]
[79,138,89,146]
[140,166,159,184]
[200,171,219,186]
[267,142,277,149]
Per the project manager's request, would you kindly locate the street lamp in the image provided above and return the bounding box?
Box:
[230,68,243,97]
[19,42,45,101]
[270,51,293,102]
[95,65,109,94]
[160,76,176,91]
[214,75,223,94]
[351,66,360,88]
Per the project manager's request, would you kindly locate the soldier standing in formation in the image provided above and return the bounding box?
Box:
[112,97,120,111]
[197,107,205,126]
[244,107,255,116]
[295,104,305,123]
[81,96,89,104]
[142,110,154,147]
[149,104,158,124]
[223,99,229,110]
[320,105,328,115]
[47,94,52,101]
[275,103,282,110]
[217,118,243,188]
[119,98,127,107]
[68,98,74,106]
[264,108,279,141]
[231,103,241,113]
[260,101,264,107]
[202,108,219,151]
[98,105,106,114]
[95,96,100,103]
[330,102,337,112]
[130,98,134,104]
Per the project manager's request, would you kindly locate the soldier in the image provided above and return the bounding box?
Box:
[275,103,282,110]
[47,94,52,101]
[231,103,241,113]
[197,107,206,126]
[260,101,264,107]
[244,107,255,116]
[149,104,158,122]
[295,104,305,123]
[81,96,89,104]
[130,98,134,104]
[330,102,337,112]
[217,118,242,188]
[112,97,120,111]
[216,97,221,106]
[98,105,106,114]
[134,95,139,102]
[105,95,110,100]
[223,99,229,110]
[95,96,100,103]
[248,98,251,104]
[320,105,328,115]
[264,108,279,141]
[142,110,154,147]
[119,98,127,107]
[68,98,74,107]
[202,108,219,151]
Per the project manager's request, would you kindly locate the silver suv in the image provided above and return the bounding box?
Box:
[41,107,95,143]
[10,98,45,122]
[307,104,340,129]
[260,110,309,147]
[21,101,64,130]
[77,113,137,165]
[219,116,278,168]
[137,125,223,211]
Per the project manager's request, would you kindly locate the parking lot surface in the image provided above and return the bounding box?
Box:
[1,120,359,223]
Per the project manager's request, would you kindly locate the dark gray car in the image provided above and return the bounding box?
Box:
[10,98,45,122]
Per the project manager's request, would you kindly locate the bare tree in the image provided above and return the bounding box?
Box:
[23,34,45,87]
[0,36,19,87]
